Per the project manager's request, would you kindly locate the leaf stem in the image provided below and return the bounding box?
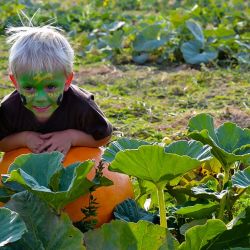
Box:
[217,168,230,220]
[156,184,167,229]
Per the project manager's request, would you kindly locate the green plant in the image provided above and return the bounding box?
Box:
[181,20,218,64]
[0,152,111,248]
[103,138,212,229]
[188,113,250,221]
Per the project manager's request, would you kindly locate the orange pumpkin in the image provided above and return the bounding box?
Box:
[0,147,134,227]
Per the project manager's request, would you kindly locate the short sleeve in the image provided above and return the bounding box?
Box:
[80,98,113,140]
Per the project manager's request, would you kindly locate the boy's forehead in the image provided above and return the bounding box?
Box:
[19,71,65,83]
[33,72,53,82]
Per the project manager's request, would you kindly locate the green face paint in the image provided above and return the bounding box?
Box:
[18,72,67,122]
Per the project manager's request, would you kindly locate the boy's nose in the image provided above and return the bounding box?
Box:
[34,90,48,102]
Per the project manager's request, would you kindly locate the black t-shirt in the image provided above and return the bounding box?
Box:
[0,84,112,141]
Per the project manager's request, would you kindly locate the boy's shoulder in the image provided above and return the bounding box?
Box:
[0,90,21,109]
[65,84,95,103]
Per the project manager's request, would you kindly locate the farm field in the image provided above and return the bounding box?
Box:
[0,0,250,249]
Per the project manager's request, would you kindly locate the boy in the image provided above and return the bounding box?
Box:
[0,26,112,155]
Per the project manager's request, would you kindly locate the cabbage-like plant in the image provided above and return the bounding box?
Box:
[181,20,218,64]
[103,138,212,229]
[0,207,27,247]
[0,152,112,249]
[2,152,111,211]
[188,113,250,219]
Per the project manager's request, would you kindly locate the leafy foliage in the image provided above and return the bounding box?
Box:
[164,140,212,162]
[114,198,159,223]
[202,207,250,249]
[232,166,250,188]
[181,20,218,64]
[3,152,112,211]
[0,0,249,66]
[84,220,179,250]
[179,219,227,250]
[0,207,27,247]
[188,113,250,169]
[174,201,219,219]
[0,152,112,247]
[109,145,201,185]
[102,137,150,163]
[4,191,85,250]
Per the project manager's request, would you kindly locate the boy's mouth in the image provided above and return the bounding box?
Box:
[32,105,51,113]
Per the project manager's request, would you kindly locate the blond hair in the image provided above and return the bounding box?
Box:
[6,26,74,78]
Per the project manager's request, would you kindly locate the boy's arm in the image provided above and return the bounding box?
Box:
[38,129,111,155]
[0,131,44,153]
[68,129,111,147]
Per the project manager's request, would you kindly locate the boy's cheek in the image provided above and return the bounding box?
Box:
[19,92,33,106]
[20,92,63,112]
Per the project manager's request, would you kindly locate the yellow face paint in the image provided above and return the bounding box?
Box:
[18,72,67,122]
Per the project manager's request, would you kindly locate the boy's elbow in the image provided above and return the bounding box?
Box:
[0,139,6,152]
[96,135,111,147]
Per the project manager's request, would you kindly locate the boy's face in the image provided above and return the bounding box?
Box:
[16,72,69,122]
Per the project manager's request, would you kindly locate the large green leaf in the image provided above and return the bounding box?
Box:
[109,145,200,187]
[100,30,124,49]
[181,40,218,64]
[8,152,64,187]
[0,207,27,247]
[179,219,207,236]
[186,20,204,45]
[84,220,179,250]
[102,137,150,163]
[202,207,250,249]
[5,162,94,210]
[5,191,85,250]
[0,186,13,202]
[164,140,212,162]
[188,113,250,169]
[179,219,227,250]
[204,27,235,38]
[134,39,168,52]
[232,166,250,188]
[113,198,158,223]
[3,152,110,210]
[132,53,149,64]
[133,24,168,52]
[191,184,228,201]
[174,201,219,219]
[103,21,125,32]
[134,24,162,41]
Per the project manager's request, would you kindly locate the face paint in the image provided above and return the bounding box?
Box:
[56,93,63,105]
[17,72,67,122]
[20,94,27,105]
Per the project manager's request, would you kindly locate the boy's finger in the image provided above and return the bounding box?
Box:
[37,141,52,152]
[46,144,59,153]
[39,133,53,139]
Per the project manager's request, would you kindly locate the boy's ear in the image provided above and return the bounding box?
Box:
[9,74,18,89]
[64,72,74,91]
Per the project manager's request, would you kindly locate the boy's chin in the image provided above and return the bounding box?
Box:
[35,115,50,123]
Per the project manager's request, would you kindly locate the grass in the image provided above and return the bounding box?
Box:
[75,63,250,142]
[0,35,249,144]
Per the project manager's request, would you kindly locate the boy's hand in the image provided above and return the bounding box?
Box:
[25,131,45,153]
[38,131,72,155]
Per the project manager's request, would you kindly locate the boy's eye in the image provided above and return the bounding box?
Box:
[45,85,57,92]
[23,86,35,93]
